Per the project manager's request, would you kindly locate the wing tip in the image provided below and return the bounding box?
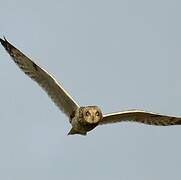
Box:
[0,36,6,45]
[0,36,10,50]
[0,36,15,57]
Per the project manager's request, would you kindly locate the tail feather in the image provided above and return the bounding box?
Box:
[67,128,87,136]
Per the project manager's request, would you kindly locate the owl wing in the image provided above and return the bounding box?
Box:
[99,109,181,126]
[0,37,79,118]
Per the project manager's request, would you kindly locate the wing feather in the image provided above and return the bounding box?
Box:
[100,110,181,126]
[0,37,79,118]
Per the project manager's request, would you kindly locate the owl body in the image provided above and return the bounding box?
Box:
[69,106,102,135]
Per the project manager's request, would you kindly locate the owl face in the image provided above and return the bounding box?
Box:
[81,106,103,124]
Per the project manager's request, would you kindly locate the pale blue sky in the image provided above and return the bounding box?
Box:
[0,0,181,180]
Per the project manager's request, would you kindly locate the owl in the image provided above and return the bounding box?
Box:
[1,37,181,136]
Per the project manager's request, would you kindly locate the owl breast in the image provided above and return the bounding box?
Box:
[70,115,98,134]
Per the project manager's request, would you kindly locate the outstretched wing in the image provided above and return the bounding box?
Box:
[0,37,79,118]
[99,110,181,126]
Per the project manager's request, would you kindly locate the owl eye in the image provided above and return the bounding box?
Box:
[95,111,100,116]
[86,111,91,116]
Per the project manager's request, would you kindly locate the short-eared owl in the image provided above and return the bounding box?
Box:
[1,37,181,136]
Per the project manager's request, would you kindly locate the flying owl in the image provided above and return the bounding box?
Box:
[1,37,181,136]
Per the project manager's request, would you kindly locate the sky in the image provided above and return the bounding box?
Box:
[0,0,181,180]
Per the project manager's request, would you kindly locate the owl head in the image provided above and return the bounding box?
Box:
[80,106,103,124]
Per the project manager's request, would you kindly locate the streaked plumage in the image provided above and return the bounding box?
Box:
[1,37,181,136]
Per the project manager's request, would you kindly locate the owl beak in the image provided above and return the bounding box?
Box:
[91,116,95,123]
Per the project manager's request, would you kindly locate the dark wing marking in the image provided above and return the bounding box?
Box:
[0,37,79,118]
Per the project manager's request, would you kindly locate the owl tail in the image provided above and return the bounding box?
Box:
[67,128,87,136]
